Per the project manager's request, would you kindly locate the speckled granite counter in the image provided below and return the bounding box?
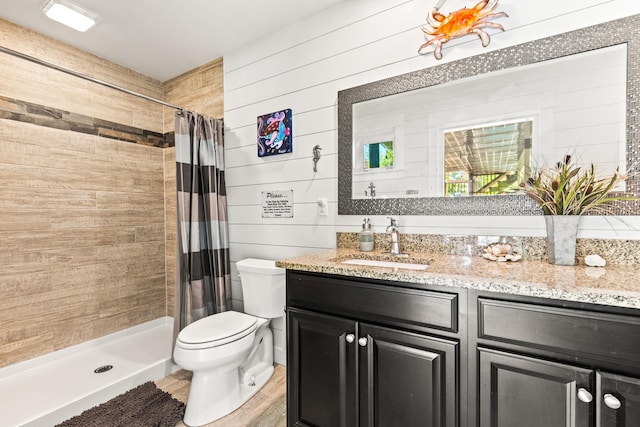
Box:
[276,249,640,310]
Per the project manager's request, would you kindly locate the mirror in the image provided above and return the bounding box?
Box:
[352,46,626,200]
[338,14,640,215]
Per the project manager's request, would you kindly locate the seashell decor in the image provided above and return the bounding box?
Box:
[585,254,606,267]
[482,243,522,262]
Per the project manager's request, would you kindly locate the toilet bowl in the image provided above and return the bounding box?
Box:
[173,258,285,427]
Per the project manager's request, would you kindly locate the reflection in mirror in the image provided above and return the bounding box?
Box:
[352,126,406,199]
[444,120,532,196]
[350,44,626,200]
[338,14,640,215]
[364,140,394,170]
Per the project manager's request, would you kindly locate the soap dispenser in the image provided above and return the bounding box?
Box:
[360,218,374,252]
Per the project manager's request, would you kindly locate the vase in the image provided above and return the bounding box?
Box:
[544,216,580,265]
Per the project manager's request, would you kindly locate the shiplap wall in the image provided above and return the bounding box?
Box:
[223,0,640,361]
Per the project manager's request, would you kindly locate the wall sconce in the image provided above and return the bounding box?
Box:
[41,0,101,32]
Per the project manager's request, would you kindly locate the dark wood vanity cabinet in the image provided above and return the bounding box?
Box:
[478,347,594,426]
[286,271,463,427]
[597,372,640,426]
[285,270,640,427]
[472,294,640,427]
[478,349,640,426]
[287,308,357,427]
[359,323,458,427]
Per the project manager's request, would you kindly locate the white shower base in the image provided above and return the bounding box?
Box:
[0,316,176,427]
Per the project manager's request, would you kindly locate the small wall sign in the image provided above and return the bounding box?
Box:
[261,190,294,218]
[257,109,292,157]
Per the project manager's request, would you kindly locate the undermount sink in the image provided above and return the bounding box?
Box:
[341,258,429,270]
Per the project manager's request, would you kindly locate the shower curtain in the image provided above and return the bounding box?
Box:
[174,110,231,333]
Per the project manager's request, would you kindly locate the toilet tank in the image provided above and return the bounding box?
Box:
[236,258,285,319]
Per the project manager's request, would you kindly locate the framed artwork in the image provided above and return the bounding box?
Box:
[257,109,292,157]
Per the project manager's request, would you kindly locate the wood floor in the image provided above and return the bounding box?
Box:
[155,364,286,427]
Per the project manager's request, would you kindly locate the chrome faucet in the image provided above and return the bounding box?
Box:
[386,217,400,255]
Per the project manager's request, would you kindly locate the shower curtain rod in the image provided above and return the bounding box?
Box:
[0,45,183,110]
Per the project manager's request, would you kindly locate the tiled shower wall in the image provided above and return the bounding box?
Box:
[0,17,223,368]
[0,119,166,369]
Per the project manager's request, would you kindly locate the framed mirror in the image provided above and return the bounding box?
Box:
[338,14,640,215]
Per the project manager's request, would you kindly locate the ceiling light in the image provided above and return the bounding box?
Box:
[41,0,100,32]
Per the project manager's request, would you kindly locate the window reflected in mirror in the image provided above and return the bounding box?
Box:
[444,120,532,196]
[364,140,394,170]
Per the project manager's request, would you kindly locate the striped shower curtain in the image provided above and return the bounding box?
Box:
[174,110,231,332]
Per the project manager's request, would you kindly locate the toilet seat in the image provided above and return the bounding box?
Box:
[177,311,258,350]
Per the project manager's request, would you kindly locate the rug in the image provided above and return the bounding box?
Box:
[55,381,185,427]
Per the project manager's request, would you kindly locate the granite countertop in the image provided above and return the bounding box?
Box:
[276,248,640,310]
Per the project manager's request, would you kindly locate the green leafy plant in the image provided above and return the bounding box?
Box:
[523,155,633,215]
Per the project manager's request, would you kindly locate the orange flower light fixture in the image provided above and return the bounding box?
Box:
[418,0,508,60]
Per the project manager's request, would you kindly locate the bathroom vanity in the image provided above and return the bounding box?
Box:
[278,250,640,427]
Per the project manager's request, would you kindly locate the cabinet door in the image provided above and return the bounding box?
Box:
[479,348,592,427]
[597,371,640,427]
[287,308,357,427]
[359,323,459,427]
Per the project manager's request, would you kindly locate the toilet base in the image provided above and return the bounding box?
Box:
[183,364,274,427]
[181,323,275,427]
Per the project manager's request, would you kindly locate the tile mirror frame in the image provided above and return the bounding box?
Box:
[337,14,640,215]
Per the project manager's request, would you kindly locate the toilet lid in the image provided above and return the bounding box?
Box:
[177,311,257,349]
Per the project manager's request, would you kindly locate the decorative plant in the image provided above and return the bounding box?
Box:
[523,155,633,215]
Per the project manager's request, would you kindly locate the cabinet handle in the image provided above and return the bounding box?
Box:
[346,334,355,343]
[577,388,593,403]
[358,337,368,347]
[603,394,622,410]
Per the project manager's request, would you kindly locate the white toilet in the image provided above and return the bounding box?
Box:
[173,258,285,427]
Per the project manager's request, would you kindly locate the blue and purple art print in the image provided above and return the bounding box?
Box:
[257,109,292,157]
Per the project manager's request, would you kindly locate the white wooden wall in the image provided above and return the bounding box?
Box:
[222,0,640,363]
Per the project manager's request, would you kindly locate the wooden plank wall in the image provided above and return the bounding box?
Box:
[0,19,164,133]
[0,16,225,367]
[221,0,640,364]
[163,57,224,132]
[222,0,640,260]
[163,150,177,318]
[0,120,166,368]
[0,18,168,368]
